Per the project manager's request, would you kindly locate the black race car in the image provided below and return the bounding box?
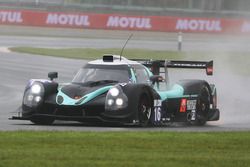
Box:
[11,55,219,126]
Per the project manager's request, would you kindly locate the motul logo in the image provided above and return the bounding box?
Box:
[107,16,152,29]
[176,19,222,32]
[46,14,90,26]
[0,11,23,23]
[241,21,250,32]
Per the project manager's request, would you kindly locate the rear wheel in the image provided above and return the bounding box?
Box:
[212,89,217,109]
[193,86,210,126]
[138,95,152,127]
[31,117,55,125]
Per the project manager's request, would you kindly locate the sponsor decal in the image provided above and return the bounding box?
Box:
[1,9,249,34]
[176,19,222,32]
[154,100,162,107]
[107,16,152,29]
[173,63,206,67]
[187,100,197,110]
[0,11,23,23]
[180,98,187,113]
[191,110,196,121]
[241,21,250,32]
[46,13,90,26]
[153,100,162,122]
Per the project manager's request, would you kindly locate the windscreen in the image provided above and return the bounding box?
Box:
[72,65,130,83]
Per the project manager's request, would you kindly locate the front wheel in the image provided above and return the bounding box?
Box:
[193,86,210,126]
[138,95,152,127]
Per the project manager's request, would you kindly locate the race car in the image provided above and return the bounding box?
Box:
[11,55,220,126]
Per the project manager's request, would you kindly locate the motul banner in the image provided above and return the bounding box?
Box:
[0,10,250,34]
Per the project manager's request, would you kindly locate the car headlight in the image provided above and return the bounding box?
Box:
[105,86,128,111]
[107,99,114,106]
[23,82,44,107]
[116,98,124,106]
[34,96,42,103]
[109,87,119,97]
[31,84,42,94]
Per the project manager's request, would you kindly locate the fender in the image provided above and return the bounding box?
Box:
[102,84,146,121]
[21,79,58,116]
[121,83,160,105]
[43,82,58,98]
[178,79,213,101]
[23,79,58,106]
[178,79,219,122]
[120,83,161,120]
[25,79,58,97]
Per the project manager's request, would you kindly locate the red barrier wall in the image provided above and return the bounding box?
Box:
[1,10,250,34]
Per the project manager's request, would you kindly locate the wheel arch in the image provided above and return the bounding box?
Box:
[121,83,159,104]
[120,83,159,120]
[178,79,213,101]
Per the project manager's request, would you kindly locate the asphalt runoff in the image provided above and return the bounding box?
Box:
[0,33,250,131]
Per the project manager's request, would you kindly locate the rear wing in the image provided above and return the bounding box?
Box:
[131,59,213,76]
[166,60,213,75]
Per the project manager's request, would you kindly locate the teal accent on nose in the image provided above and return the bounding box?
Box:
[56,86,113,105]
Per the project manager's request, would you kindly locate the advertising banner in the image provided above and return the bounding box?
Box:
[0,10,249,34]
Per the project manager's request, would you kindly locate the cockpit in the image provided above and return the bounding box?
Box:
[72,64,131,83]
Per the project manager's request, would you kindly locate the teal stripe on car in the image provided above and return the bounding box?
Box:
[158,84,184,99]
[130,68,137,83]
[158,84,198,99]
[56,86,113,105]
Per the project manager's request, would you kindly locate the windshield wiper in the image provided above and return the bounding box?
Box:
[73,80,118,87]
[90,80,119,86]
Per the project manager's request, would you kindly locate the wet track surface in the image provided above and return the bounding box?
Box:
[1,34,250,52]
[0,34,250,131]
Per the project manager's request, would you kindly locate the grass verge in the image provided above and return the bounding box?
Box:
[9,47,250,76]
[0,131,250,167]
[9,47,205,60]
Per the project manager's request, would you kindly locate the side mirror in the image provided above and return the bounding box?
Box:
[150,75,164,85]
[48,72,58,81]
